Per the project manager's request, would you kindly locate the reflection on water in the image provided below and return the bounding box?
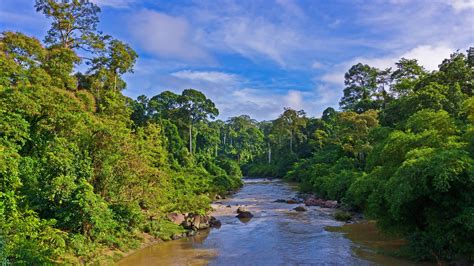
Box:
[118,178,430,265]
[326,222,433,266]
[117,230,216,266]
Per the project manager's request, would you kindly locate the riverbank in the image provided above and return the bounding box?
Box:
[119,178,430,265]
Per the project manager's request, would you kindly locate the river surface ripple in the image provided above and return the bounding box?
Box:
[118,178,393,265]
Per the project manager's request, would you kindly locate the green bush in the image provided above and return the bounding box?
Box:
[334,211,352,222]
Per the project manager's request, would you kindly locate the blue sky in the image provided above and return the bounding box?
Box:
[1,0,473,120]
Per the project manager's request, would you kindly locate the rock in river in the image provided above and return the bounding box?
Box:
[182,214,211,230]
[210,216,222,228]
[236,207,253,219]
[304,197,338,208]
[236,206,247,214]
[293,206,307,212]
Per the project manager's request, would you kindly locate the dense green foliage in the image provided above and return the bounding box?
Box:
[247,52,474,262]
[1,0,472,264]
[0,1,244,264]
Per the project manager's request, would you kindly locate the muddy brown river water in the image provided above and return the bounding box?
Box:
[118,178,433,266]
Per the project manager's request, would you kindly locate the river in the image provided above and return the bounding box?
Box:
[118,178,431,265]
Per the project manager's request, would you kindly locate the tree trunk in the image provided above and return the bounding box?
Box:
[189,123,192,154]
[268,145,271,164]
[290,130,293,153]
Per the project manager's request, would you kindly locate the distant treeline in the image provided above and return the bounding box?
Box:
[245,52,474,263]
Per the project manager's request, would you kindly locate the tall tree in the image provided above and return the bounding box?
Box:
[390,58,426,97]
[35,0,102,50]
[226,115,264,162]
[273,108,306,153]
[148,91,180,120]
[88,39,137,91]
[177,89,218,154]
[340,63,380,113]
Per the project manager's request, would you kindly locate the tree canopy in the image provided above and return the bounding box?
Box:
[1,0,472,264]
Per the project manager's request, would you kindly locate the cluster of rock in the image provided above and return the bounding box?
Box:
[167,212,222,232]
[304,197,338,208]
[274,198,304,204]
[274,195,339,209]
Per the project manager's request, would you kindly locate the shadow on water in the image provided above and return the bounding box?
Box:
[326,221,434,266]
[118,178,434,266]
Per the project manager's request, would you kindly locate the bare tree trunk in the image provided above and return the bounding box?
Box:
[189,123,192,154]
[268,144,271,164]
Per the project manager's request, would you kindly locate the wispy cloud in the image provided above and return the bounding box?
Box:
[203,16,307,67]
[311,61,325,69]
[128,10,210,61]
[320,44,456,87]
[171,70,240,84]
[3,0,472,120]
[91,0,135,8]
[446,0,474,12]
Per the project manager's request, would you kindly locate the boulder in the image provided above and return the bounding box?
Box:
[182,214,210,230]
[304,197,338,208]
[237,206,248,214]
[293,206,307,212]
[286,199,298,204]
[324,200,338,208]
[171,233,185,240]
[236,211,254,219]
[236,207,253,219]
[304,197,321,206]
[209,216,222,228]
[167,212,185,225]
[274,199,287,203]
[196,215,211,230]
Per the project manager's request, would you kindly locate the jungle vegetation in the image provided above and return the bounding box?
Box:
[246,53,474,263]
[0,0,472,264]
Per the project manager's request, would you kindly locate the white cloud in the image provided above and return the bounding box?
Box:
[311,61,324,69]
[0,9,48,30]
[128,10,209,61]
[320,44,456,86]
[226,89,314,119]
[357,0,473,51]
[121,0,472,120]
[321,72,345,86]
[204,16,306,66]
[447,0,474,12]
[401,45,454,70]
[275,0,305,18]
[171,70,240,84]
[285,90,303,110]
[313,84,341,108]
[125,65,322,120]
[91,0,134,8]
